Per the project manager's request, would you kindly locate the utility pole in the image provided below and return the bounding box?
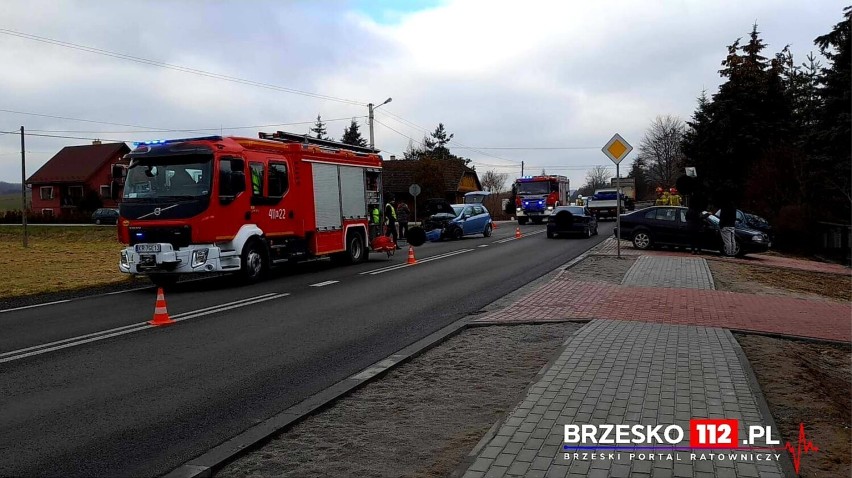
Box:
[20,126,28,248]
[368,103,375,149]
[521,161,524,176]
[368,97,392,150]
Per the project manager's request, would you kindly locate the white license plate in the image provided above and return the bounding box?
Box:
[136,244,161,253]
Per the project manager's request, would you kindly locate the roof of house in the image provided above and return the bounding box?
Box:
[382,158,480,192]
[27,142,130,184]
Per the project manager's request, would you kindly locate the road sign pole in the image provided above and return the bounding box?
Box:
[601,133,632,260]
[616,163,620,258]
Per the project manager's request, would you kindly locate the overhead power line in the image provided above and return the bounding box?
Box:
[24,132,130,142]
[377,110,520,165]
[28,116,366,134]
[1,108,364,136]
[463,146,599,150]
[0,108,166,130]
[0,28,366,106]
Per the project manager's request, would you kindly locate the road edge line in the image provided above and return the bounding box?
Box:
[163,315,474,478]
[163,236,607,478]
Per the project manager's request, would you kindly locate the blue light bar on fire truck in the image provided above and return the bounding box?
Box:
[132,136,223,147]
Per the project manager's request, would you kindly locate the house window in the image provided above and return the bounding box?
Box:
[100,185,110,198]
[40,186,54,200]
[68,186,84,199]
[42,208,54,217]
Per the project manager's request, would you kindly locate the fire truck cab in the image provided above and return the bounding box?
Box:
[513,175,570,225]
[117,132,385,287]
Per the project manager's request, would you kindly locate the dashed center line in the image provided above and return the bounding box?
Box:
[310,280,339,287]
[0,293,290,364]
[493,228,547,243]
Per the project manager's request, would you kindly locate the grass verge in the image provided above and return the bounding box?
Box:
[0,226,134,299]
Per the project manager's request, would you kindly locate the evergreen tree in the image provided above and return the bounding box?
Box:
[682,25,792,205]
[426,123,453,160]
[340,118,367,147]
[310,115,328,140]
[403,139,422,160]
[812,7,852,218]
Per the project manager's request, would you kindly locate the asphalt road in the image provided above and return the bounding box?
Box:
[0,221,614,477]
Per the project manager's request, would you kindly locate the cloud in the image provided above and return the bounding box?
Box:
[0,0,846,190]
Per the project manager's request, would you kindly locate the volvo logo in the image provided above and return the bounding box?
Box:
[153,208,161,216]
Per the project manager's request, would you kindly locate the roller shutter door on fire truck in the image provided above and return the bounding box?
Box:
[339,166,366,220]
[313,163,342,230]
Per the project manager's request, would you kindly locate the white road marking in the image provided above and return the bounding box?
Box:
[478,244,489,248]
[493,228,546,243]
[0,300,70,314]
[309,280,339,287]
[364,249,474,275]
[361,249,471,275]
[0,293,289,364]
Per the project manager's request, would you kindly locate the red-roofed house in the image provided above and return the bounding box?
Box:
[27,141,130,218]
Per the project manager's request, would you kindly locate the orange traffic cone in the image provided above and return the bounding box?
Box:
[515,227,522,239]
[148,287,175,326]
[407,246,417,265]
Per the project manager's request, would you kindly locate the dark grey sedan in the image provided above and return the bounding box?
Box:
[546,206,599,238]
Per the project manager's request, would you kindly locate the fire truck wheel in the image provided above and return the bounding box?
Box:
[532,217,544,225]
[335,232,366,264]
[240,239,268,283]
[150,274,179,289]
[346,232,366,264]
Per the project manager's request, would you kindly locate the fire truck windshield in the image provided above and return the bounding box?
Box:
[123,156,212,200]
[517,181,550,195]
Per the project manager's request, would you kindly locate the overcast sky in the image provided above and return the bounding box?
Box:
[0,0,846,189]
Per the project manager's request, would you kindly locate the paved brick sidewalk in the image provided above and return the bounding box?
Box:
[477,253,850,342]
[463,320,787,478]
[474,275,850,342]
[622,257,715,290]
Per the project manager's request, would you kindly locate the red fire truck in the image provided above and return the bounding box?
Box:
[117,131,387,287]
[512,175,570,225]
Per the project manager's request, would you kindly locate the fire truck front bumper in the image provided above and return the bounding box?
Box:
[119,244,241,275]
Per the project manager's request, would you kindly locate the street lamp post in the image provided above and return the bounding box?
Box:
[368,97,392,150]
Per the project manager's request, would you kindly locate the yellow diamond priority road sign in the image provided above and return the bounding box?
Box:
[602,133,633,165]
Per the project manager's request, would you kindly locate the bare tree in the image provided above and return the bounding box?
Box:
[581,165,611,194]
[481,170,508,193]
[639,115,686,187]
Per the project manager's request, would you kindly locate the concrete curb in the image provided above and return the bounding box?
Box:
[163,239,607,478]
[165,315,473,478]
[449,321,593,477]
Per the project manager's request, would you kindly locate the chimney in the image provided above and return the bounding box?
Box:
[92,139,102,145]
[389,155,396,160]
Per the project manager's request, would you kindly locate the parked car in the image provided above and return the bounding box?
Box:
[546,206,599,238]
[91,208,119,225]
[617,206,770,256]
[423,203,493,240]
[714,209,773,237]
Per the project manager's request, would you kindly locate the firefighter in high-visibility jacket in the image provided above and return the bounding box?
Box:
[370,205,381,238]
[384,196,400,248]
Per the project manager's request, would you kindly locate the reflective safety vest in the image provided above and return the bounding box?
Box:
[371,207,381,224]
[385,202,397,221]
